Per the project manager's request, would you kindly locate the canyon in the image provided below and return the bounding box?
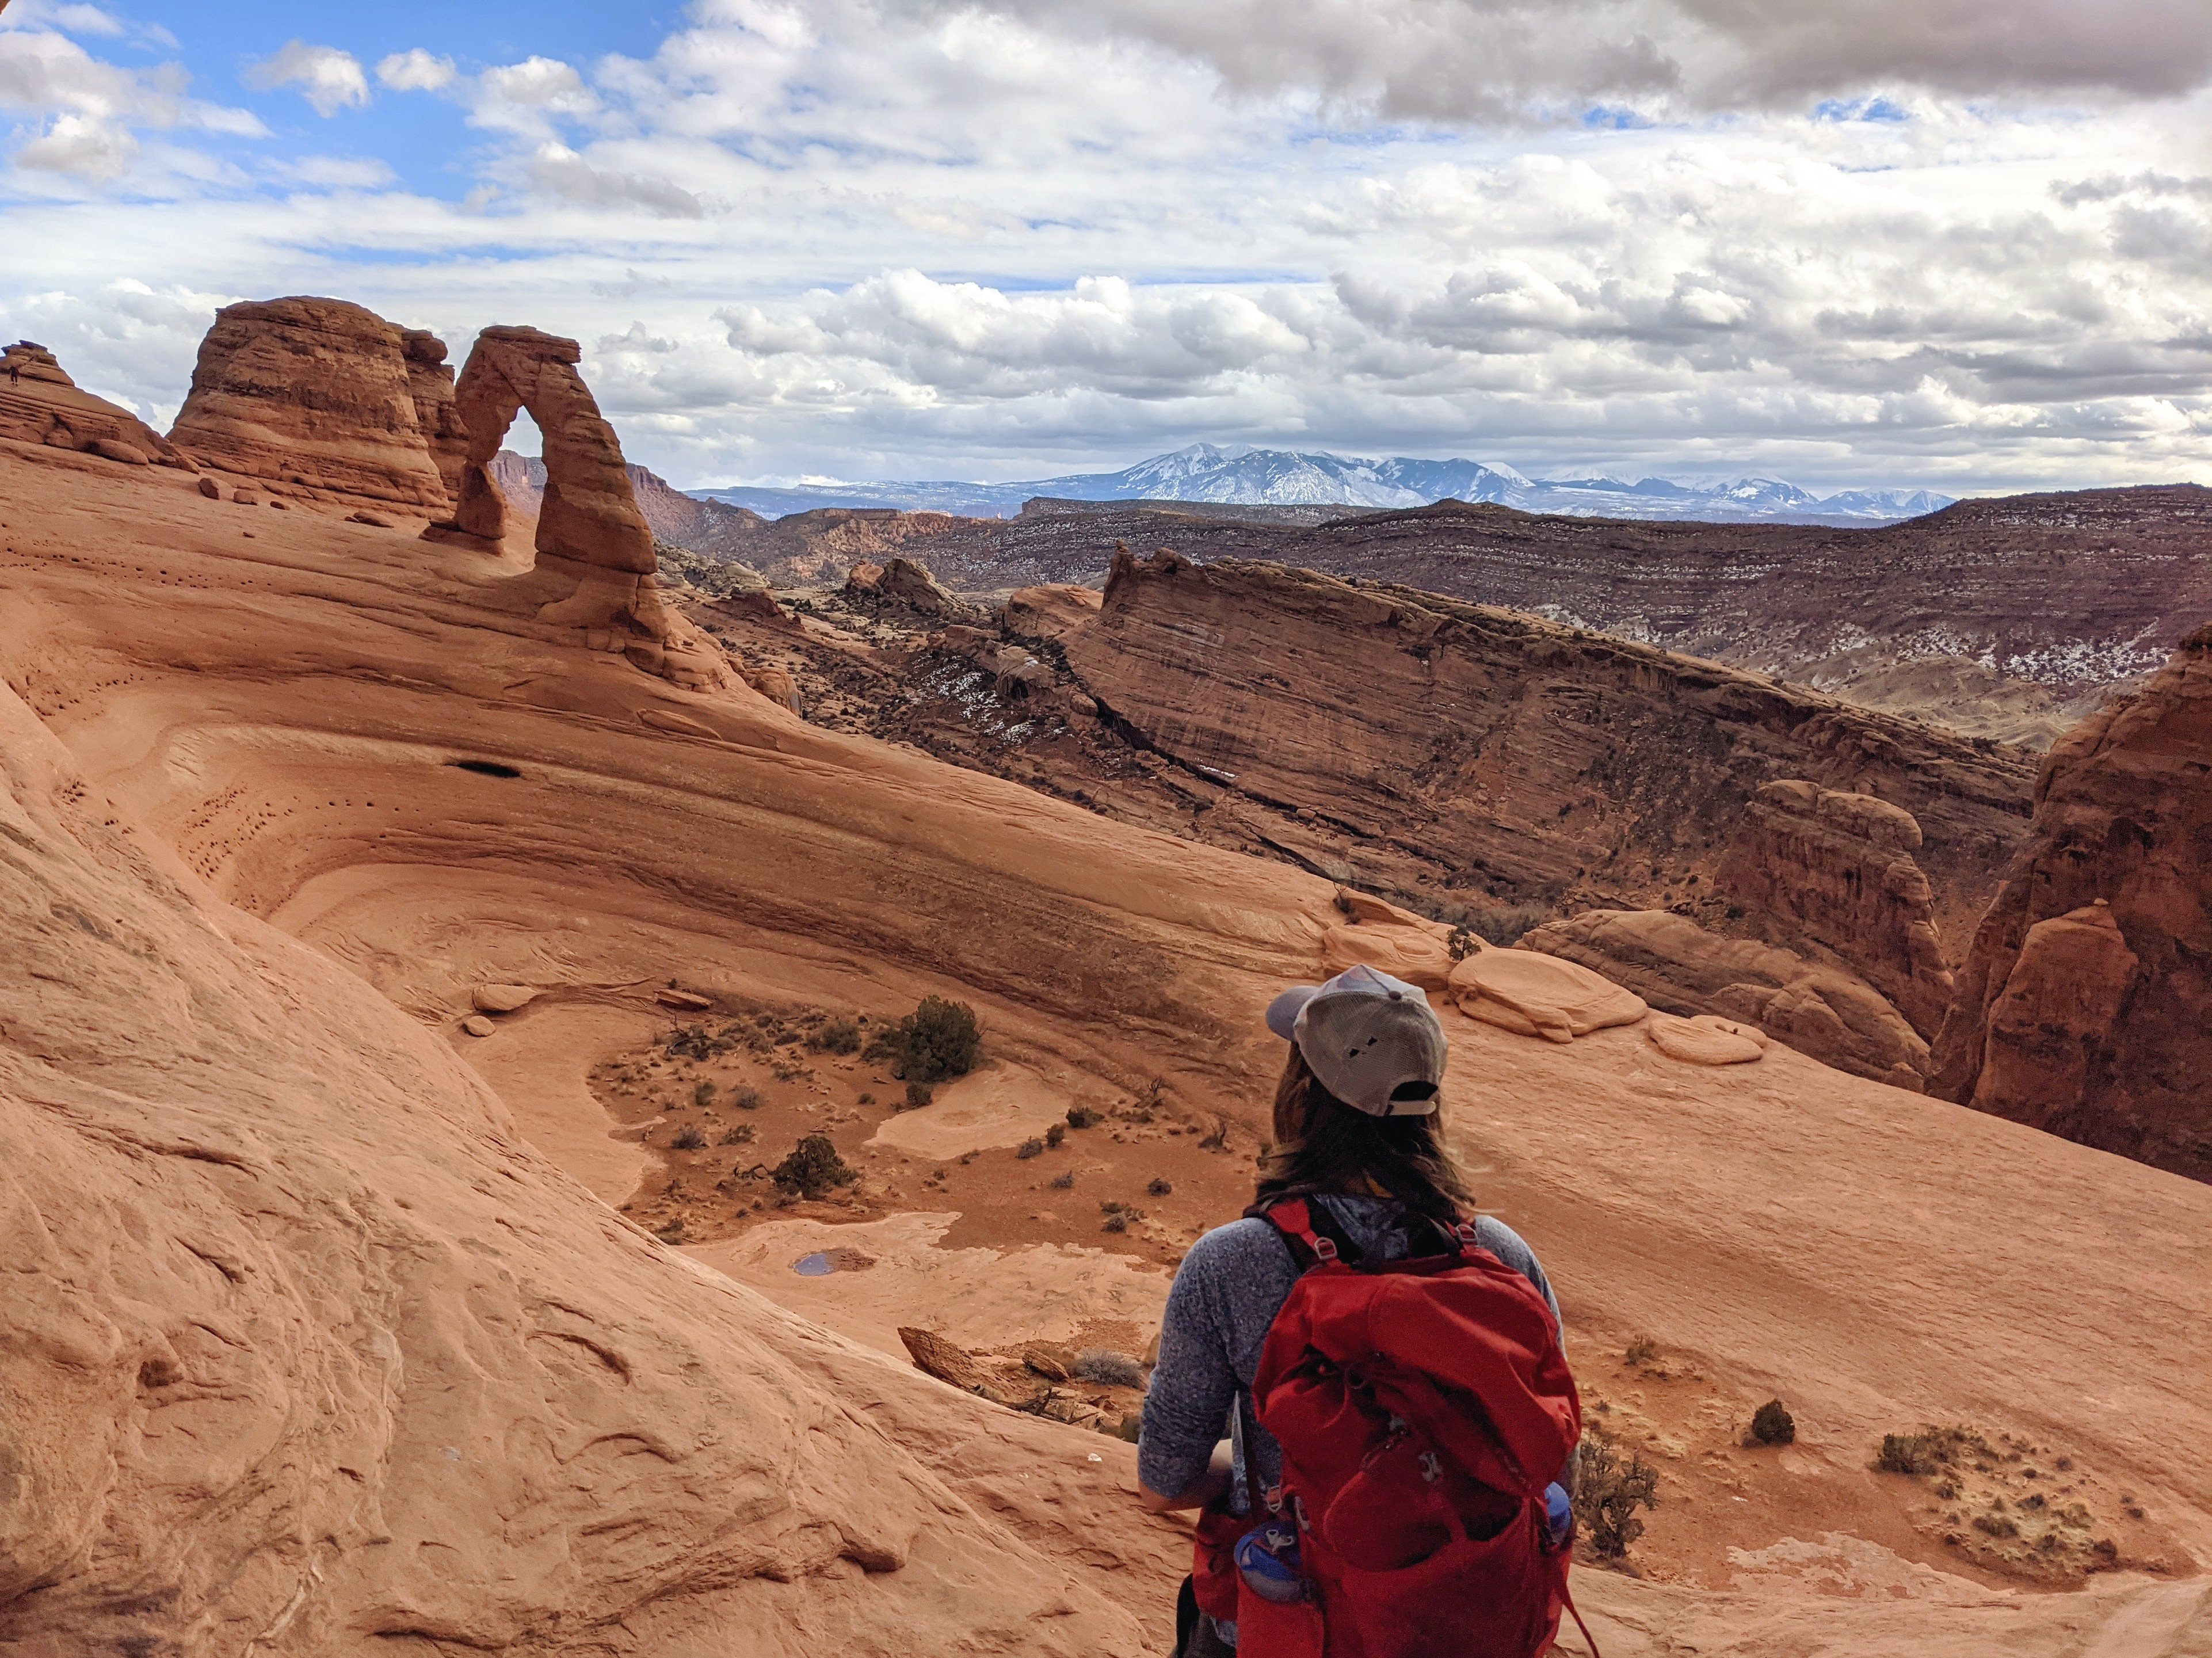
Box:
[3,299,2210,1656]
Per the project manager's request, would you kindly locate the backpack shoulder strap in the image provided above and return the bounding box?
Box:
[1247,1194,1364,1269]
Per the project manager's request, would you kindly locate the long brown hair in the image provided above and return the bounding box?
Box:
[1254,1044,1475,1218]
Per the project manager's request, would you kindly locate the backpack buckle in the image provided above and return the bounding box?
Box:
[1310,1233,1339,1263]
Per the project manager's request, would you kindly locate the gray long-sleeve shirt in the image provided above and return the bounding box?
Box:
[1138,1195,1563,1648]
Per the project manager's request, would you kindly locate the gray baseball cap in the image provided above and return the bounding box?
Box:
[1266,964,1448,1116]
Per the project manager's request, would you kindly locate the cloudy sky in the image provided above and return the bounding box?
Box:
[3,0,2210,494]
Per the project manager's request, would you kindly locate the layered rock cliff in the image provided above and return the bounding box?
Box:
[1062,550,2032,948]
[166,297,453,509]
[1933,624,2212,1180]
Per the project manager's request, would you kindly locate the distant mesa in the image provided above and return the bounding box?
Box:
[1934,623,2212,1181]
[2,340,190,470]
[166,297,453,509]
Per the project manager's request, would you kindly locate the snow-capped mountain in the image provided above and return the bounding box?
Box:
[693,444,1954,525]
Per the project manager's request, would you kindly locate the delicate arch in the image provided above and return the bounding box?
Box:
[452,326,654,575]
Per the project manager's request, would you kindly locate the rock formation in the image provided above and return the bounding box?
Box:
[1933,625,2212,1180]
[1448,947,1647,1043]
[1,341,188,467]
[166,298,452,509]
[846,555,962,617]
[1061,548,2032,950]
[1718,781,1955,1036]
[451,326,673,645]
[402,328,470,501]
[1004,583,1103,647]
[1524,908,1929,1088]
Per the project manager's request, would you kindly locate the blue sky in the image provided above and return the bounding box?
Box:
[3,0,2210,493]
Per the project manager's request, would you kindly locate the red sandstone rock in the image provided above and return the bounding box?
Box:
[1934,624,2212,1179]
[1525,908,1928,1088]
[1061,550,2032,954]
[452,326,653,576]
[2,341,187,468]
[1005,584,1102,646]
[166,298,451,508]
[402,328,470,503]
[1719,780,1955,1037]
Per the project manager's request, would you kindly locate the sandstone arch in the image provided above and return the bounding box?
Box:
[448,325,673,647]
[452,327,654,573]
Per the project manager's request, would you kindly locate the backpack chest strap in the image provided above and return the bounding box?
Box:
[1250,1196,1480,1270]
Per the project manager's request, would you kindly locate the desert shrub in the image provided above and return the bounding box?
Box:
[857,1091,875,1105]
[1050,1170,1075,1189]
[718,1124,756,1146]
[771,1133,854,1199]
[1748,1400,1797,1446]
[1447,924,1477,962]
[667,1024,734,1061]
[809,1018,861,1054]
[1469,901,1550,948]
[1066,1105,1101,1129]
[1016,1137,1044,1160]
[729,1085,762,1111]
[1046,1122,1067,1148]
[1074,1349,1148,1389]
[1878,1432,1942,1476]
[1103,1212,1128,1233]
[904,1080,935,1109]
[893,996,981,1082]
[692,1081,716,1109]
[1623,1335,1657,1368]
[1199,1118,1229,1151]
[1580,1432,1659,1560]
[671,1124,706,1151]
[1147,1176,1173,1196]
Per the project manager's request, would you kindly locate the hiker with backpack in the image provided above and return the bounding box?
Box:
[1138,964,1587,1658]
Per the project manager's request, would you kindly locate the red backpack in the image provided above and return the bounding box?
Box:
[1189,1198,1589,1658]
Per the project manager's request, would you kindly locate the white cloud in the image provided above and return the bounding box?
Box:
[246,41,370,118]
[376,48,456,95]
[528,142,707,218]
[14,110,135,180]
[3,2,2209,494]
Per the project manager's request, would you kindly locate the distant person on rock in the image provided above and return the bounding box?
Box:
[1138,964,1586,1658]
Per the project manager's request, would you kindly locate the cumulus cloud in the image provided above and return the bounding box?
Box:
[5,1,2210,493]
[14,110,135,180]
[245,41,370,118]
[376,48,456,95]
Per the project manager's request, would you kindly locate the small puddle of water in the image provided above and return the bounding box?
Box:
[792,1251,835,1277]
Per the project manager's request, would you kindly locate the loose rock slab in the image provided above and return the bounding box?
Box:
[471,982,539,1014]
[1451,948,1647,1043]
[1648,1013,1768,1066]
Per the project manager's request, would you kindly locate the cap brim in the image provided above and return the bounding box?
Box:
[1266,985,1321,1041]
